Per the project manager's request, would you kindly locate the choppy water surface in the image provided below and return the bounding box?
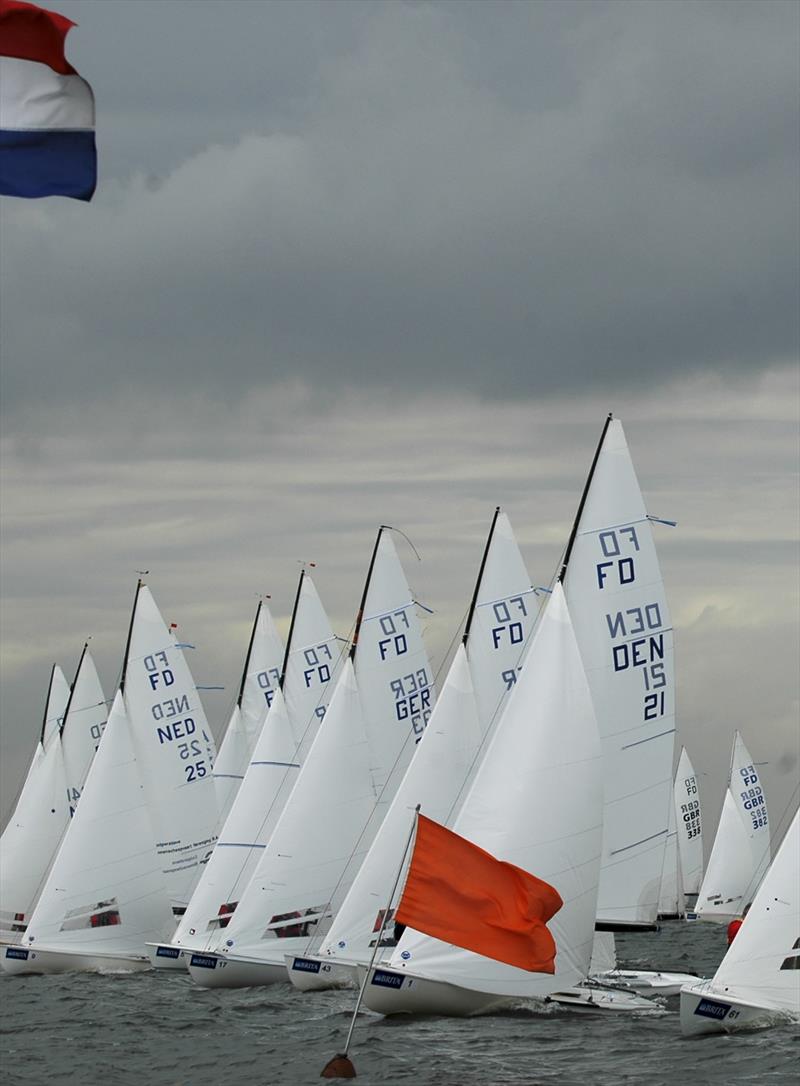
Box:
[2,922,797,1086]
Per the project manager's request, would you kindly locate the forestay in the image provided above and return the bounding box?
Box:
[122,584,219,910]
[562,417,675,928]
[17,692,174,961]
[319,511,536,967]
[212,601,284,828]
[171,575,344,952]
[695,732,770,923]
[387,583,603,1000]
[0,665,71,941]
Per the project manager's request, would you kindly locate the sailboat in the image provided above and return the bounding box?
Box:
[675,747,704,914]
[580,751,704,1001]
[695,732,770,923]
[293,509,537,991]
[60,644,108,817]
[186,528,435,989]
[360,582,604,1016]
[542,414,695,1007]
[658,747,704,919]
[212,599,284,830]
[2,691,175,975]
[120,580,220,916]
[147,570,344,968]
[560,415,675,932]
[0,665,71,943]
[681,807,800,1034]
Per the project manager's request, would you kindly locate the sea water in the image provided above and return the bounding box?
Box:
[1,921,797,1085]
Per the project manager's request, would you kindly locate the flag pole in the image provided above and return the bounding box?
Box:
[321,805,420,1080]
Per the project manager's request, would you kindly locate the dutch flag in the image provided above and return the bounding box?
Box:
[0,0,96,200]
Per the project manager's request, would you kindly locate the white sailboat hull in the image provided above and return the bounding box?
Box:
[358,965,512,1017]
[680,982,798,1036]
[186,950,288,988]
[2,943,150,976]
[547,983,664,1013]
[284,955,357,991]
[145,942,190,970]
[596,969,701,998]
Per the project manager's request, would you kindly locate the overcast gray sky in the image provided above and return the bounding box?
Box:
[1,0,798,841]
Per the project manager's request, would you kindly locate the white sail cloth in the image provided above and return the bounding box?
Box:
[696,732,770,923]
[709,809,799,1012]
[674,747,703,904]
[10,692,173,964]
[658,795,680,916]
[199,531,434,972]
[0,666,71,941]
[61,648,108,816]
[680,809,799,1033]
[385,583,603,1001]
[212,601,284,828]
[563,418,675,928]
[319,512,536,967]
[171,576,344,952]
[122,585,219,910]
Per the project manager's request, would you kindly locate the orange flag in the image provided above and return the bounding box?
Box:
[394,814,563,973]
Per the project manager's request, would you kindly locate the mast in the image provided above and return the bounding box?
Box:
[558,413,613,584]
[728,731,740,787]
[119,579,144,695]
[279,569,305,689]
[235,601,262,707]
[59,641,89,737]
[38,663,58,746]
[461,507,501,647]
[349,526,388,662]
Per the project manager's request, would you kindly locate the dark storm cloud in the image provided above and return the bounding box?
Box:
[1,0,797,418]
[0,3,797,842]
[1,376,798,828]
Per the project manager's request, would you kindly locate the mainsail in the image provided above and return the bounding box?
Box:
[212,600,284,828]
[121,582,219,912]
[0,665,71,942]
[318,510,536,969]
[695,732,770,923]
[60,645,108,817]
[188,528,434,985]
[674,746,703,909]
[681,808,799,1034]
[5,691,173,971]
[561,415,675,929]
[166,573,344,955]
[376,583,603,1006]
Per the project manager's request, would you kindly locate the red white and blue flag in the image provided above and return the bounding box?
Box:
[0,0,96,200]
